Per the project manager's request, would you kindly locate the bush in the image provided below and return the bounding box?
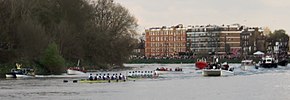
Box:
[39,42,65,75]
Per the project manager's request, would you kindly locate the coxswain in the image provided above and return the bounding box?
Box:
[88,74,93,80]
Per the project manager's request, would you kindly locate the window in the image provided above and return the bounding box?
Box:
[169,37,173,41]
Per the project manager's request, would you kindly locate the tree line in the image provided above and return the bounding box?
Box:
[0,0,138,74]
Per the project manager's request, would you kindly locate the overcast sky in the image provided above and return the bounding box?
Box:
[115,0,290,35]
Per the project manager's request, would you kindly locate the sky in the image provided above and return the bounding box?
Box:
[115,0,290,35]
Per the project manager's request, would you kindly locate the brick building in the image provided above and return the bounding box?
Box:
[145,24,187,58]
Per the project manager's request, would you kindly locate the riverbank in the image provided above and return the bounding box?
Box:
[0,65,134,78]
[126,58,245,64]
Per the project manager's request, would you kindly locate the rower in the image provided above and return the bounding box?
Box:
[88,74,93,80]
[107,73,110,80]
[111,74,115,80]
[103,74,106,80]
[94,74,99,80]
[98,74,102,79]
[119,73,123,80]
[113,74,117,80]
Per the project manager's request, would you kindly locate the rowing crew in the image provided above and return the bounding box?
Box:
[88,73,126,81]
[127,70,158,78]
[156,67,182,71]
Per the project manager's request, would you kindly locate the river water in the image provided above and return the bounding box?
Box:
[1,64,290,100]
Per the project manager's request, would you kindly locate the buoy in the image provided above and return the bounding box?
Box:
[63,80,68,83]
[73,80,78,83]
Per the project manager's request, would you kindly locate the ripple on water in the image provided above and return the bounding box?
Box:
[20,91,80,97]
[0,86,14,89]
[1,64,290,100]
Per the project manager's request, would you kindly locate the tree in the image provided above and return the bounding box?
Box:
[0,0,138,74]
[15,18,48,61]
[40,42,65,74]
[266,29,289,53]
[83,0,138,67]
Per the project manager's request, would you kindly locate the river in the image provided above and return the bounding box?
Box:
[1,64,290,100]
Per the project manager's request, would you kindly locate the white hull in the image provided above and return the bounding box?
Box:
[240,60,258,71]
[15,74,34,78]
[154,71,183,74]
[67,69,86,75]
[5,74,15,78]
[240,65,258,71]
[221,70,234,76]
[202,69,234,76]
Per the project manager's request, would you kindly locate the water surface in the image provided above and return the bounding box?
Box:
[1,64,290,100]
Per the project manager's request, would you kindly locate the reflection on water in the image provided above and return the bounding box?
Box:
[1,64,290,100]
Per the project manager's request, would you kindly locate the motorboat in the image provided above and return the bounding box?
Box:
[5,63,35,78]
[258,56,278,68]
[195,58,208,70]
[5,69,22,78]
[67,67,86,75]
[154,67,183,74]
[202,62,234,76]
[67,60,87,75]
[202,69,234,76]
[240,60,258,71]
[6,68,35,78]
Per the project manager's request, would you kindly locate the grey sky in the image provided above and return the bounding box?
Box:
[115,0,290,34]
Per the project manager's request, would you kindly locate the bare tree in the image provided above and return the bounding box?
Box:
[84,0,138,67]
